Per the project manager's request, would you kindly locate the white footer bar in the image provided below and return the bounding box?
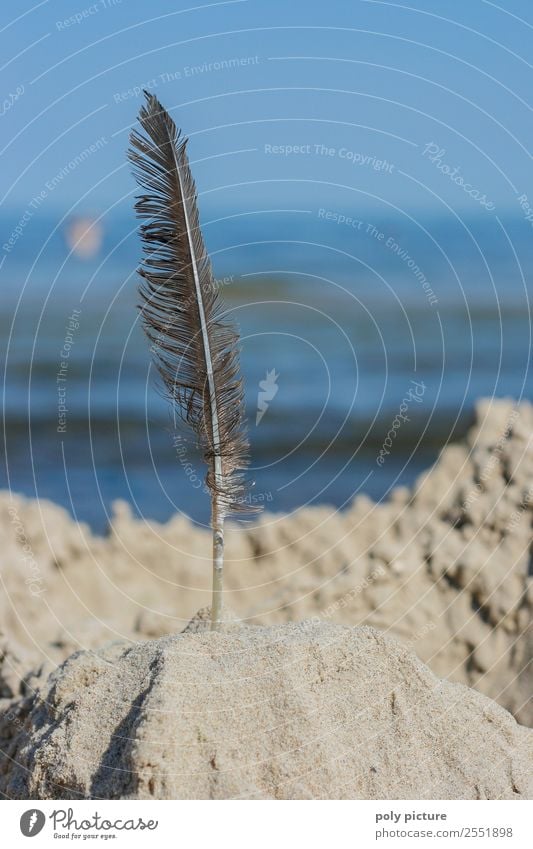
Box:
[3,799,531,848]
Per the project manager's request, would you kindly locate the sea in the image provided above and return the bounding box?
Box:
[2,207,532,532]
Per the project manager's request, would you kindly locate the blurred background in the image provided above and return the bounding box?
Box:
[1,0,532,532]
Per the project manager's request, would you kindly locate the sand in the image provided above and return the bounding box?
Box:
[0,398,532,798]
[1,615,531,800]
[1,398,531,725]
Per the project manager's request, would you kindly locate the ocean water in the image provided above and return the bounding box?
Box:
[2,208,532,532]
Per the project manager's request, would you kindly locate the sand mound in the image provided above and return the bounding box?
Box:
[0,398,531,726]
[1,618,531,800]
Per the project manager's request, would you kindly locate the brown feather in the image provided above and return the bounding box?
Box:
[128,91,257,517]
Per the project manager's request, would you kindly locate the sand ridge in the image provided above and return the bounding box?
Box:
[1,398,531,727]
[1,617,531,800]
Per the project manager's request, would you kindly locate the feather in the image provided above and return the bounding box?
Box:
[128,91,260,628]
[128,91,257,521]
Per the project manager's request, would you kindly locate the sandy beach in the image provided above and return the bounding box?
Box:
[0,397,531,799]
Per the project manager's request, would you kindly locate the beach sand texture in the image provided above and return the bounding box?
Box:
[0,398,532,798]
[1,617,532,800]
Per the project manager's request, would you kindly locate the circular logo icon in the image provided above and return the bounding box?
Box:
[20,809,46,837]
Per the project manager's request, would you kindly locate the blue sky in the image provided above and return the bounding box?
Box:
[1,0,533,218]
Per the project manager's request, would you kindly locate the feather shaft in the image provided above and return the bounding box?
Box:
[171,144,223,492]
[129,91,261,630]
